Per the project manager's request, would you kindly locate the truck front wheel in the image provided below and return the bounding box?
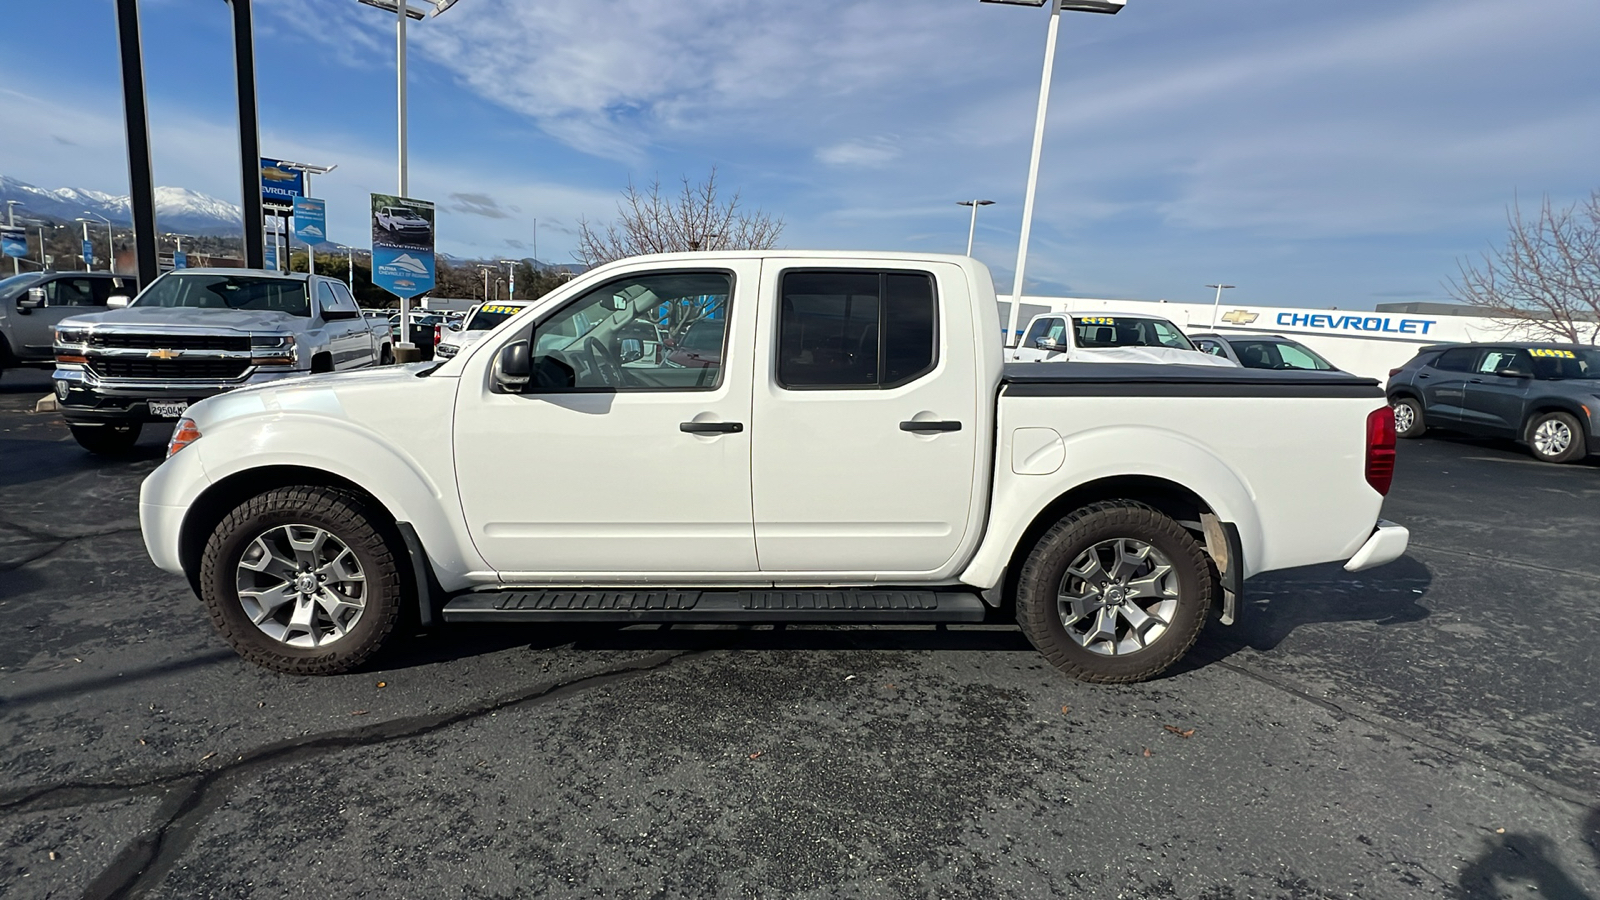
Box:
[1016,501,1213,683]
[198,486,404,675]
[69,423,141,456]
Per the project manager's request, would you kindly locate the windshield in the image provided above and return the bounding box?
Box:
[1531,347,1600,380]
[133,273,309,316]
[0,272,44,299]
[1072,315,1195,350]
[1231,338,1336,371]
[468,304,525,331]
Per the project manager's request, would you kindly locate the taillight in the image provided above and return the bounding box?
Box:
[1388,367,1403,378]
[167,418,201,458]
[434,324,443,345]
[1365,406,1396,495]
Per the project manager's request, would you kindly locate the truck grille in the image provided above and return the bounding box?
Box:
[90,359,251,380]
[90,333,251,352]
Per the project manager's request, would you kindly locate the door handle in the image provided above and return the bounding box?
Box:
[900,420,962,433]
[680,421,743,434]
[1417,373,1431,379]
[1469,378,1484,384]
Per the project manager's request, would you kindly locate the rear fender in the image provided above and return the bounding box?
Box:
[961,425,1263,590]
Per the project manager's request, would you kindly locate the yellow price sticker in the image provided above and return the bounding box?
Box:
[1077,316,1117,325]
[1529,348,1576,359]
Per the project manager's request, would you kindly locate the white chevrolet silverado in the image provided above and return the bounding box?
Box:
[140,252,1408,682]
[1010,310,1236,367]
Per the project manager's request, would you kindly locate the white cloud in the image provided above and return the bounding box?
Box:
[816,138,902,168]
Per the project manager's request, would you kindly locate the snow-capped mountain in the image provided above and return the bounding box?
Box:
[0,175,243,236]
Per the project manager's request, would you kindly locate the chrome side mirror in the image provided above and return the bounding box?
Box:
[17,287,45,312]
[107,295,131,309]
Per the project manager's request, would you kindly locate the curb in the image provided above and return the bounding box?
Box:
[34,394,58,413]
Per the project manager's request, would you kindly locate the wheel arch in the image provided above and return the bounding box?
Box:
[1522,401,1589,441]
[989,474,1223,618]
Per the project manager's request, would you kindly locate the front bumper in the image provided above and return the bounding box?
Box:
[1343,520,1410,572]
[52,366,304,426]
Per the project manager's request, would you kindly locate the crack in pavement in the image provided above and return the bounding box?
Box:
[0,524,144,574]
[1211,657,1597,811]
[1408,541,1600,583]
[0,648,712,900]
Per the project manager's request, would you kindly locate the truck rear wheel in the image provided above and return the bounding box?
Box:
[1016,501,1213,683]
[69,423,141,456]
[199,486,404,675]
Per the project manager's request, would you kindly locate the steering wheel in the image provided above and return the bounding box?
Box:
[585,337,624,387]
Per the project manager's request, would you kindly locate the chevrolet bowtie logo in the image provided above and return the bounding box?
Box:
[148,348,182,360]
[1220,309,1259,325]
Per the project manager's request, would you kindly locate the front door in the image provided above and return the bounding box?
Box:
[454,263,761,578]
[1463,348,1533,436]
[749,262,982,576]
[14,275,108,361]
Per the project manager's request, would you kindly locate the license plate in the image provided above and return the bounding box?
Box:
[149,401,189,419]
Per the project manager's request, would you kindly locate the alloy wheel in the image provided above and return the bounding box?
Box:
[1057,537,1180,656]
[235,524,367,648]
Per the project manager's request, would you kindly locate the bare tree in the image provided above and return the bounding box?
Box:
[575,169,784,267]
[1448,191,1600,344]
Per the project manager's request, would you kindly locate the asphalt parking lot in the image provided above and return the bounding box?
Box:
[1,367,1596,900]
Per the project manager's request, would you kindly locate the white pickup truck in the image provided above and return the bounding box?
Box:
[140,252,1408,682]
[1011,310,1235,367]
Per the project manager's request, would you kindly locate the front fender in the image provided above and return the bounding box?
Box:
[960,424,1266,590]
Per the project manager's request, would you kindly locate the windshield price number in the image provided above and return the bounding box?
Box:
[1529,348,1577,359]
[1076,316,1117,326]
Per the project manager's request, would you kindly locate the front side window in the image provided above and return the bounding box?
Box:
[1475,349,1527,376]
[528,271,732,391]
[46,278,101,307]
[1022,317,1053,349]
[778,270,937,389]
[132,273,309,316]
[1194,339,1227,358]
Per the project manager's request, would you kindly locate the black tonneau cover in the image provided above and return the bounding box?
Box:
[1001,362,1383,398]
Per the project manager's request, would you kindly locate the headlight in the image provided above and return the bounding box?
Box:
[249,333,296,365]
[55,327,88,346]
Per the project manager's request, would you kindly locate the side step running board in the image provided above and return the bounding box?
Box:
[441,589,988,624]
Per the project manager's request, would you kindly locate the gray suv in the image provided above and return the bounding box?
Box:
[1386,342,1600,464]
[0,272,137,378]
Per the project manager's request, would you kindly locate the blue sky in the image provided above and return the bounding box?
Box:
[3,0,1597,308]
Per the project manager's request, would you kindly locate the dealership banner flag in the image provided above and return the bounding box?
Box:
[370,193,436,299]
[0,225,25,259]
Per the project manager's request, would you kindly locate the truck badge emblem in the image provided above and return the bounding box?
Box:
[1220,310,1258,325]
[148,348,182,360]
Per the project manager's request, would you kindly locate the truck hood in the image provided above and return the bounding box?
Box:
[185,362,443,429]
[60,306,310,333]
[1070,346,1239,368]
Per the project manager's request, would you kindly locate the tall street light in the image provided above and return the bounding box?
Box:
[957,199,995,256]
[499,259,519,300]
[5,200,20,275]
[1206,283,1236,327]
[82,211,115,273]
[356,0,462,359]
[985,0,1126,347]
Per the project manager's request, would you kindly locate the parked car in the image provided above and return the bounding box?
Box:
[141,251,1406,682]
[374,206,432,239]
[388,312,442,359]
[52,269,392,455]
[1190,333,1341,371]
[0,271,137,378]
[1010,311,1236,367]
[1386,342,1600,463]
[434,301,532,360]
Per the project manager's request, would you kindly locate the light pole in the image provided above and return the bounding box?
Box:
[957,199,995,256]
[82,211,115,273]
[477,265,494,301]
[348,246,356,289]
[1206,283,1236,327]
[986,0,1126,346]
[356,0,462,359]
[499,260,519,300]
[5,200,19,275]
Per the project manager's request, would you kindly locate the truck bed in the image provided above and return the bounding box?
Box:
[1001,361,1383,396]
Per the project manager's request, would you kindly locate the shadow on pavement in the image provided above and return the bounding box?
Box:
[1454,806,1599,899]
[379,622,1035,670]
[1174,555,1433,675]
[0,649,240,710]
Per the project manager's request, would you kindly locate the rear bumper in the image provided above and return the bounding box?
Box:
[1343,520,1409,572]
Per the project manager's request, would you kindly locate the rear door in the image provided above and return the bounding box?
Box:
[315,280,368,368]
[749,261,981,576]
[1418,346,1479,425]
[1463,348,1532,436]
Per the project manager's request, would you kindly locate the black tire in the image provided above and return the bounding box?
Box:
[199,486,404,675]
[379,344,394,366]
[69,422,141,456]
[1392,396,1426,439]
[1015,501,1214,683]
[1526,411,1587,464]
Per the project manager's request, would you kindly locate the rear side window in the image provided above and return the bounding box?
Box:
[777,270,937,389]
[1432,347,1479,372]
